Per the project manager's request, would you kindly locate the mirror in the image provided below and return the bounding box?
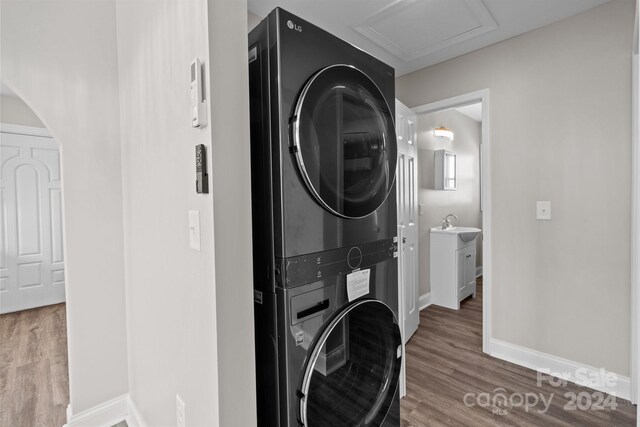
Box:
[435,149,456,190]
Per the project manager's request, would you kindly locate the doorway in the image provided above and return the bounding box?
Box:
[395,90,491,406]
[1,127,66,313]
[411,89,492,352]
[0,84,69,426]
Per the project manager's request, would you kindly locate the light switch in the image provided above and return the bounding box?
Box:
[189,210,201,250]
[419,204,425,216]
[536,201,551,220]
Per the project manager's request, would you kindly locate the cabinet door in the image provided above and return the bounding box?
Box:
[456,249,466,293]
[464,247,476,290]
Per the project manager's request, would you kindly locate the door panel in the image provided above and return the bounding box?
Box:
[396,100,418,400]
[1,131,65,314]
[465,247,477,289]
[395,100,419,344]
[457,249,466,292]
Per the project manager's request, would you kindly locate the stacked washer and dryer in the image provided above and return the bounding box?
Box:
[248,8,401,426]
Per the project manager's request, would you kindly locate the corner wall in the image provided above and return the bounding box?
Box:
[397,0,635,375]
[1,0,128,414]
[115,0,224,424]
[207,1,257,425]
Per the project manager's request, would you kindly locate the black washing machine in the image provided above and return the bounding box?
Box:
[248,8,400,427]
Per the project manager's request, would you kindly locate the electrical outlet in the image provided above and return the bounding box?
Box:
[176,394,186,427]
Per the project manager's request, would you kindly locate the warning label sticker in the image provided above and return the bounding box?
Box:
[346,269,370,302]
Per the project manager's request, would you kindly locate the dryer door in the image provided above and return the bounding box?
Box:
[292,65,397,219]
[299,299,401,426]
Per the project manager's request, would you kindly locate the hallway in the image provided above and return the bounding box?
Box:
[401,279,636,426]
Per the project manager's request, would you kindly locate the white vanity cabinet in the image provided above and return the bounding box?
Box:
[430,227,480,310]
[456,244,476,302]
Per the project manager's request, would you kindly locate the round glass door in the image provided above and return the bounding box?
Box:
[299,300,401,426]
[292,65,397,219]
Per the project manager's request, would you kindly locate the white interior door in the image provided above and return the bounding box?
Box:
[1,130,65,314]
[396,100,419,343]
[396,100,419,399]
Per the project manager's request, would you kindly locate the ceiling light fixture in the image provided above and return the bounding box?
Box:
[434,126,454,141]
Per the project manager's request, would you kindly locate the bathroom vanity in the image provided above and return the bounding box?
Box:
[430,227,481,310]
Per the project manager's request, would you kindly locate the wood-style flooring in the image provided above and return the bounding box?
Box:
[0,303,69,427]
[2,288,636,427]
[401,278,637,426]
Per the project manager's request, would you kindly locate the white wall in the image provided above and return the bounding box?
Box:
[1,95,44,128]
[418,109,481,296]
[248,10,262,31]
[397,0,634,376]
[207,2,257,426]
[116,0,256,425]
[0,0,128,414]
[115,0,217,425]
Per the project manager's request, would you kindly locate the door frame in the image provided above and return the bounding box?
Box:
[0,123,51,138]
[412,88,492,353]
[630,0,639,406]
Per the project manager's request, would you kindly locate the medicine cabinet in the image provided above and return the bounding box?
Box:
[435,149,456,190]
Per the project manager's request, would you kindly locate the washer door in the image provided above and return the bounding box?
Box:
[299,300,401,426]
[292,65,397,219]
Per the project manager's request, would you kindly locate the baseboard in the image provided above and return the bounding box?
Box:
[64,394,128,427]
[126,395,147,427]
[476,265,483,278]
[490,338,630,400]
[418,292,432,311]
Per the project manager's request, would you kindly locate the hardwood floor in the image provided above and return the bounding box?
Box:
[1,290,635,426]
[401,278,636,426]
[0,303,69,427]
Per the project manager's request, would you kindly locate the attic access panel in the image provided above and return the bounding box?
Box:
[353,0,498,61]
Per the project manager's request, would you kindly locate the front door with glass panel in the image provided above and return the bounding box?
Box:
[299,300,401,426]
[292,65,397,219]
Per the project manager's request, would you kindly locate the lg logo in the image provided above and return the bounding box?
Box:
[287,20,302,32]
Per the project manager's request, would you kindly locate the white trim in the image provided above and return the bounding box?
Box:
[412,89,489,115]
[0,123,50,137]
[631,0,639,405]
[411,88,492,354]
[126,395,147,427]
[475,265,483,278]
[64,394,128,427]
[397,225,407,398]
[418,292,432,311]
[490,338,631,400]
[631,48,639,405]
[63,394,147,427]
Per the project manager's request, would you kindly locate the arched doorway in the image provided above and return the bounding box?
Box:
[0,81,69,427]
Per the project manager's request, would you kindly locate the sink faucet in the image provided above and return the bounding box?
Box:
[442,214,459,230]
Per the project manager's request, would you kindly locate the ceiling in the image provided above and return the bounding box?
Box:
[455,102,482,122]
[248,0,611,76]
